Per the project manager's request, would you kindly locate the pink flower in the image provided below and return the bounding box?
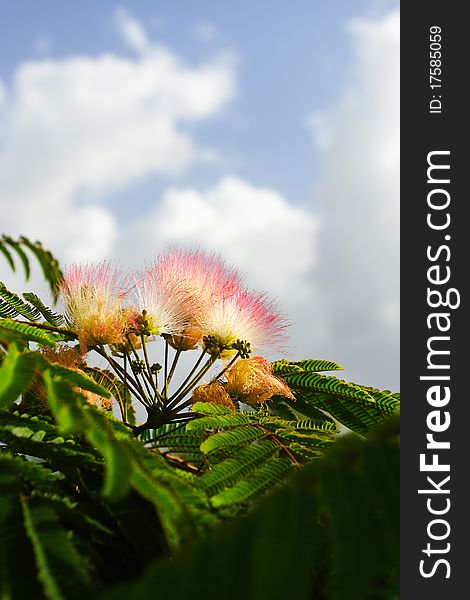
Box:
[59,262,130,351]
[200,288,288,356]
[149,249,244,349]
[131,266,190,337]
[155,249,243,327]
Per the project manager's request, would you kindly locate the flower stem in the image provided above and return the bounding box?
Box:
[126,334,161,404]
[140,334,157,393]
[96,345,150,408]
[213,352,241,381]
[166,357,215,411]
[162,339,170,399]
[166,350,206,405]
[166,348,181,389]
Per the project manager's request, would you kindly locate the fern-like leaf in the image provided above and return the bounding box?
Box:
[0,319,72,347]
[0,345,38,408]
[200,425,264,455]
[43,373,133,499]
[209,457,292,507]
[18,236,63,300]
[84,367,136,426]
[40,358,112,400]
[272,358,343,376]
[21,497,92,599]
[191,401,234,416]
[282,371,399,435]
[187,412,251,432]
[0,282,42,321]
[22,292,65,326]
[198,439,280,495]
[1,235,31,280]
[0,471,45,599]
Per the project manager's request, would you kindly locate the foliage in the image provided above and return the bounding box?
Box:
[0,237,399,599]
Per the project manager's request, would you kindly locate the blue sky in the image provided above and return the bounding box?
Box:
[0,1,400,390]
[0,0,395,203]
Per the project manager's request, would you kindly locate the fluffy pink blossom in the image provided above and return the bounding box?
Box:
[150,249,244,349]
[59,262,130,351]
[131,267,190,337]
[199,287,288,356]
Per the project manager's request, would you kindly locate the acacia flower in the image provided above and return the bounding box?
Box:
[131,267,189,338]
[199,288,288,357]
[59,262,130,352]
[192,380,237,413]
[154,249,243,349]
[226,356,295,405]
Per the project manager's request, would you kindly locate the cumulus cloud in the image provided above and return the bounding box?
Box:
[0,8,399,391]
[307,9,399,389]
[0,11,236,266]
[120,175,318,302]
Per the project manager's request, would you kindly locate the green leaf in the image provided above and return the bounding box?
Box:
[198,439,280,495]
[0,319,70,347]
[43,372,133,500]
[187,412,251,432]
[22,293,65,326]
[18,236,63,301]
[41,359,111,400]
[191,401,234,415]
[209,457,292,507]
[0,282,42,321]
[43,372,87,432]
[1,235,31,280]
[101,417,399,600]
[0,243,15,272]
[84,367,135,426]
[282,371,399,435]
[0,472,45,599]
[272,358,343,376]
[200,425,264,455]
[0,345,38,408]
[21,497,91,600]
[130,466,189,551]
[86,419,133,500]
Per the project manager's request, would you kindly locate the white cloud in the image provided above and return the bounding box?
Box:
[0,8,399,392]
[307,9,399,388]
[115,175,319,362]
[0,12,236,266]
[114,7,152,54]
[121,176,318,300]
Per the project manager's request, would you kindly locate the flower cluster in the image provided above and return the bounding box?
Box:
[59,262,130,352]
[59,250,288,358]
[58,250,291,421]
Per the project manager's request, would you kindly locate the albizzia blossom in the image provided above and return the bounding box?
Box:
[154,249,243,349]
[226,356,295,404]
[199,288,288,356]
[155,249,242,324]
[191,381,236,413]
[131,268,189,337]
[59,262,130,351]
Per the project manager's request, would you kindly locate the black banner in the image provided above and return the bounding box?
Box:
[401,4,468,596]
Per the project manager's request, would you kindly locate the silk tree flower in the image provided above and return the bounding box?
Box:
[226,356,295,405]
[131,267,190,338]
[191,380,237,413]
[59,262,130,352]
[154,249,243,349]
[199,288,288,357]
